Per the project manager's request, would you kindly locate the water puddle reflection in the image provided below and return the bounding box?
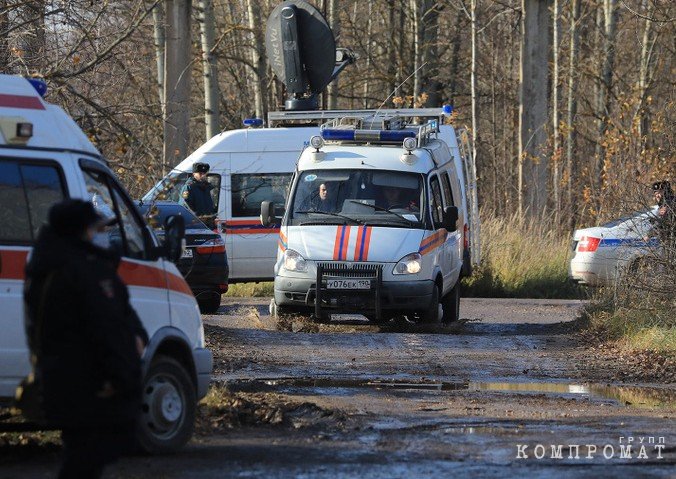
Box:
[226,377,675,409]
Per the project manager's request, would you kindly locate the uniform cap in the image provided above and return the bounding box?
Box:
[48,199,113,237]
[193,162,210,173]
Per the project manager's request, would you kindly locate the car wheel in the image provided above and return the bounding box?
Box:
[198,291,221,314]
[441,282,460,324]
[419,284,441,323]
[137,355,196,454]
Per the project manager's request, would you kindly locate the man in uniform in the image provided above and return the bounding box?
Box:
[24,199,148,478]
[648,180,675,244]
[182,162,215,217]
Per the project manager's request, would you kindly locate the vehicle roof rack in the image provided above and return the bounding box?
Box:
[267,107,450,127]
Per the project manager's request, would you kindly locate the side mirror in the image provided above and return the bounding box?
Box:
[443,206,459,232]
[260,201,276,227]
[164,214,186,262]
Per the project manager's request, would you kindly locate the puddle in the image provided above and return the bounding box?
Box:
[225,378,675,409]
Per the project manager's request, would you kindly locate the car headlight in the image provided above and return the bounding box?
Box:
[393,253,422,275]
[284,249,307,272]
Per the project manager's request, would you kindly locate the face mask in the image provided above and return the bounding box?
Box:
[91,232,111,250]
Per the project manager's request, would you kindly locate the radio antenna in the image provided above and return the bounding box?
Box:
[373,61,428,119]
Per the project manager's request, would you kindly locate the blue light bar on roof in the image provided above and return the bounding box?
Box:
[243,118,263,127]
[27,78,47,98]
[321,128,416,143]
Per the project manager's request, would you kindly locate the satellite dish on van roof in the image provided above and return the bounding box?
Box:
[266,0,354,111]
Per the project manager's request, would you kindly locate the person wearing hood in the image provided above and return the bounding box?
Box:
[23,199,148,479]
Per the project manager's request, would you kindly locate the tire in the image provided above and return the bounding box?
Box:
[419,283,441,323]
[198,291,221,314]
[137,356,196,454]
[441,282,460,324]
[270,299,291,319]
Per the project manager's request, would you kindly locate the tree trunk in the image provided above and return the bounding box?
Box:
[595,0,617,191]
[327,0,340,109]
[23,0,46,74]
[0,0,9,72]
[422,1,441,107]
[198,0,220,140]
[518,0,551,217]
[362,1,373,108]
[565,0,580,228]
[636,0,656,145]
[246,0,267,120]
[471,0,479,190]
[552,0,560,218]
[448,8,463,106]
[164,0,192,170]
[411,0,421,104]
[152,3,166,107]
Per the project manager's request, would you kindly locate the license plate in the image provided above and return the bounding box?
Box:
[181,248,193,259]
[326,279,371,290]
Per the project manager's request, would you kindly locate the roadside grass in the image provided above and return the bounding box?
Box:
[582,293,676,355]
[461,214,582,299]
[225,282,274,297]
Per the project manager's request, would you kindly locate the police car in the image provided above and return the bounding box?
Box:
[0,75,211,453]
[569,208,659,286]
[261,110,480,323]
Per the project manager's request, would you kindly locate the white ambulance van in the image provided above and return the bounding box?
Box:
[0,75,211,453]
[261,110,480,323]
[143,108,479,284]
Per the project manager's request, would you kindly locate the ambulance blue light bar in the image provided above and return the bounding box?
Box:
[321,128,416,143]
[243,118,263,127]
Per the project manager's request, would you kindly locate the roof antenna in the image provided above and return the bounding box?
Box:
[372,62,428,121]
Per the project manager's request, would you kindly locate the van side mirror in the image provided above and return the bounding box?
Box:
[164,214,186,262]
[443,206,459,232]
[260,201,276,227]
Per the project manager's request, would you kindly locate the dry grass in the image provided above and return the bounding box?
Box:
[462,213,581,298]
[225,282,274,297]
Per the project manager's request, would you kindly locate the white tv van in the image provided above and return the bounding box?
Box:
[261,111,481,322]
[144,108,479,283]
[0,75,211,453]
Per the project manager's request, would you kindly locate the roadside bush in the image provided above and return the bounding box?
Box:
[462,213,581,299]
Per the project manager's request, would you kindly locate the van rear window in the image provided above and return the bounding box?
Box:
[0,159,67,243]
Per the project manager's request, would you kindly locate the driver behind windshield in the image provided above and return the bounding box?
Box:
[303,182,335,213]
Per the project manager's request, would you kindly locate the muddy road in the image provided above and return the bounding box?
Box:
[2,298,674,478]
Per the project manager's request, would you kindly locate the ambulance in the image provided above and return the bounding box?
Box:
[143,108,480,285]
[0,75,211,453]
[260,109,480,322]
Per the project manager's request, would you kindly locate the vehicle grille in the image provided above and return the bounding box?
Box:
[317,262,384,278]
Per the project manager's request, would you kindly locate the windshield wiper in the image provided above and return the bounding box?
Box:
[345,200,416,224]
[295,210,363,225]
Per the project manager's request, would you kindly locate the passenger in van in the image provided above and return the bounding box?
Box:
[182,162,215,217]
[307,183,334,213]
[381,186,419,212]
[24,199,148,479]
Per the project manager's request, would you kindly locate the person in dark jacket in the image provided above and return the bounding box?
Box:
[24,199,148,479]
[182,162,215,217]
[647,180,675,244]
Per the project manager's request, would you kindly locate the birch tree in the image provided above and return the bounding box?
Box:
[565,0,580,227]
[246,0,267,120]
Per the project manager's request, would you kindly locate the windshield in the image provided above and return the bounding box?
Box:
[290,169,424,227]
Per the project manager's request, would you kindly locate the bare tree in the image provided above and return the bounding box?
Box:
[327,0,340,109]
[198,0,220,139]
[152,2,165,106]
[518,0,551,217]
[164,0,191,169]
[565,0,581,228]
[246,0,267,120]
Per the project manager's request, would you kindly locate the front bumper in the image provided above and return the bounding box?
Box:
[274,274,435,313]
[192,347,213,399]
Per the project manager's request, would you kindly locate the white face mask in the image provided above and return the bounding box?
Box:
[91,232,111,250]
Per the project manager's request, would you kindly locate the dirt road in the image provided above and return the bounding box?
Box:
[2,298,674,478]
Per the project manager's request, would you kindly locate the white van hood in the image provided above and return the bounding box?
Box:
[284,225,424,263]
